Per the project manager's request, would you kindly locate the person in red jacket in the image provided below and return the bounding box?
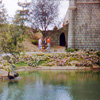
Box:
[46,37,51,53]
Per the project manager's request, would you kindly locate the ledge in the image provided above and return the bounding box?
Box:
[69,6,77,10]
[76,2,100,4]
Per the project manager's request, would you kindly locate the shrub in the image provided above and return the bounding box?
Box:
[31,39,38,45]
[66,48,75,52]
[75,48,79,51]
[4,62,10,66]
[89,49,94,51]
[15,61,27,67]
[65,47,79,52]
[37,60,46,65]
[96,60,100,66]
[96,51,100,57]
[3,56,10,61]
[28,61,37,67]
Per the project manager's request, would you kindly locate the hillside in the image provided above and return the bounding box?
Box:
[23,39,65,52]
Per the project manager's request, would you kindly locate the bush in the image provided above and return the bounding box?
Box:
[96,60,100,66]
[3,56,10,61]
[15,61,27,67]
[89,49,94,51]
[96,51,100,57]
[65,48,75,52]
[65,47,79,52]
[31,39,38,45]
[75,48,79,51]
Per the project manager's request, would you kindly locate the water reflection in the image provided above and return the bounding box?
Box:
[0,70,100,100]
[8,81,19,87]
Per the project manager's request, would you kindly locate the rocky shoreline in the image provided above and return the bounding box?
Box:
[0,65,100,80]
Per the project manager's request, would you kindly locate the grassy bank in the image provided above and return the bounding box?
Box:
[0,50,100,72]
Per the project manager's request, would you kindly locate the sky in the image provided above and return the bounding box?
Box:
[2,0,69,20]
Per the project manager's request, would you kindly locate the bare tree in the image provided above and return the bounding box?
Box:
[29,0,59,36]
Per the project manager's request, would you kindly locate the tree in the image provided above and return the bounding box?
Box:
[29,0,59,36]
[15,1,30,35]
[0,24,24,57]
[0,2,7,25]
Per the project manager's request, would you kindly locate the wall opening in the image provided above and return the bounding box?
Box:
[60,33,65,46]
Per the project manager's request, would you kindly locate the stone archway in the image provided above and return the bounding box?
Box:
[60,33,65,46]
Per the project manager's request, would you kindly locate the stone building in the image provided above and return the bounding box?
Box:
[66,0,100,50]
[43,24,68,46]
[45,0,100,50]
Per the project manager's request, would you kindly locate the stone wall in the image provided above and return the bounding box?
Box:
[68,0,100,50]
[44,24,68,46]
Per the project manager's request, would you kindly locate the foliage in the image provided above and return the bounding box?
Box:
[0,24,24,55]
[3,62,10,66]
[29,0,59,35]
[0,3,7,24]
[65,47,79,52]
[31,39,38,45]
[66,48,75,52]
[3,55,10,61]
[96,51,100,57]
[14,7,30,26]
[1,50,100,68]
[74,48,79,51]
[15,61,27,68]
[97,60,100,66]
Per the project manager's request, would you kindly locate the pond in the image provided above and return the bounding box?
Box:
[0,70,100,100]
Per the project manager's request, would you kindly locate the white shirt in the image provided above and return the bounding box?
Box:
[38,38,42,46]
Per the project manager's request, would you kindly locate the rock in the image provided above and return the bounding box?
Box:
[0,69,8,77]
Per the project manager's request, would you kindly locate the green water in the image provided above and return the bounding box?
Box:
[0,70,100,100]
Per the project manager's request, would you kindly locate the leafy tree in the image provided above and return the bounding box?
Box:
[0,24,24,57]
[0,2,7,25]
[29,0,59,36]
[16,1,30,35]
[13,9,30,35]
[14,9,29,25]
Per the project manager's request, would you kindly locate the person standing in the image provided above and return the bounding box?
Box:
[46,37,51,53]
[38,38,42,52]
[43,37,47,49]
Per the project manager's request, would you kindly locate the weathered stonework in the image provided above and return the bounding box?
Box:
[68,0,100,50]
[44,24,68,46]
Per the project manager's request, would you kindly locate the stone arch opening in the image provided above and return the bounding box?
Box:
[60,33,65,46]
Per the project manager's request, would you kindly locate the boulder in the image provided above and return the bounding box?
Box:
[0,69,8,77]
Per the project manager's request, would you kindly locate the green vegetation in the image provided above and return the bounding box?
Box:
[96,51,100,57]
[15,61,27,68]
[65,48,79,52]
[31,39,38,45]
[0,50,99,71]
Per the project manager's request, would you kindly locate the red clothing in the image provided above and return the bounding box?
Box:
[47,38,50,43]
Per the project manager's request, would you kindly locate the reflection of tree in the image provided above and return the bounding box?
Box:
[8,81,19,87]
